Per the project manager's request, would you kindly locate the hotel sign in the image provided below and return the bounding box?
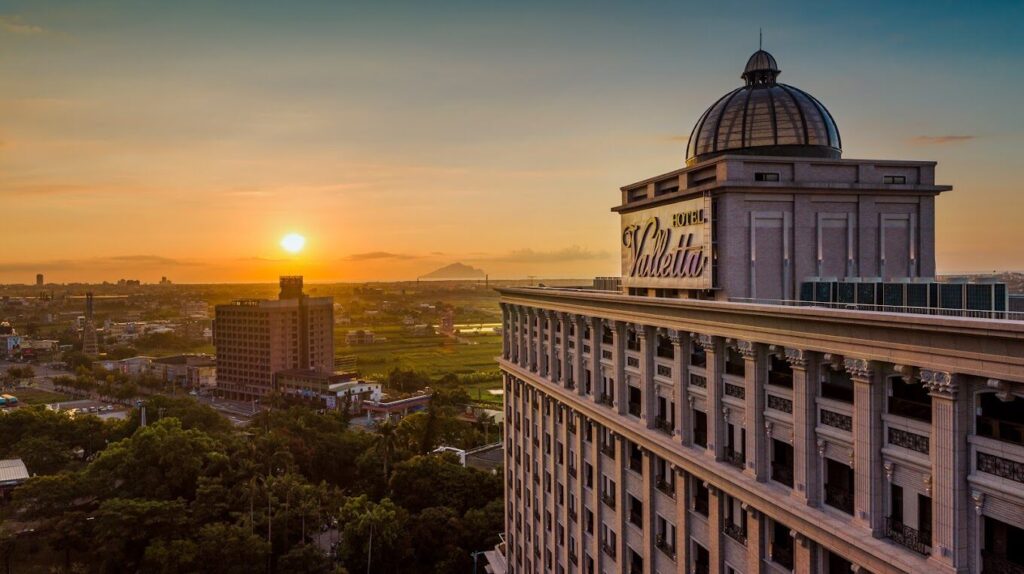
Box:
[620,195,712,290]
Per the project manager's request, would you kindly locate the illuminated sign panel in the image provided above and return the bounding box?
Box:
[620,195,712,290]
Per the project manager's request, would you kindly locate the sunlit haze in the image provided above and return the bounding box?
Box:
[1,0,1022,283]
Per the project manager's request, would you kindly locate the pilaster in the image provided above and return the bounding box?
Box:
[848,357,883,536]
[740,340,768,481]
[922,369,969,573]
[787,348,821,506]
[638,325,656,428]
[672,330,690,445]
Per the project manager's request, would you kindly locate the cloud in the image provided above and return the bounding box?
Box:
[909,135,976,145]
[342,251,419,261]
[479,246,611,264]
[0,255,201,274]
[0,15,44,35]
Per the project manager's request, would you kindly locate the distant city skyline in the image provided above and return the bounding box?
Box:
[1,0,1022,283]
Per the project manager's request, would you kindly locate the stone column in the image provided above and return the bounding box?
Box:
[698,334,725,460]
[793,533,814,574]
[501,303,511,360]
[671,330,690,445]
[922,369,969,572]
[641,448,654,573]
[573,315,586,397]
[613,321,628,417]
[538,310,549,378]
[527,308,538,372]
[787,348,821,505]
[558,313,570,389]
[848,357,883,535]
[589,417,603,572]
[707,482,723,573]
[518,307,528,369]
[740,340,768,481]
[546,312,558,383]
[590,317,602,405]
[638,325,656,428]
[614,431,627,569]
[572,411,586,571]
[675,467,690,574]
[745,504,764,574]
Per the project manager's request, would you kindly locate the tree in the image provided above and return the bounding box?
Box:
[336,496,412,574]
[373,420,398,484]
[276,544,335,574]
[388,454,502,515]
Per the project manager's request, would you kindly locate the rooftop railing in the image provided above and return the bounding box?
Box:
[728,297,1024,321]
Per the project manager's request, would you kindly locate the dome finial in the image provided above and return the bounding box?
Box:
[759,28,762,51]
[742,48,780,86]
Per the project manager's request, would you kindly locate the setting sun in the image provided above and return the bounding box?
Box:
[280,233,306,254]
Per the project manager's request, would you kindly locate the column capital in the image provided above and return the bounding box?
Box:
[784,347,813,369]
[693,333,716,351]
[668,330,686,346]
[843,357,877,380]
[919,369,957,397]
[734,339,758,360]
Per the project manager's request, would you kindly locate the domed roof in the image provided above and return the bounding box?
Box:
[686,50,841,166]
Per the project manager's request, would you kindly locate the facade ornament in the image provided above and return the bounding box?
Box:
[971,490,985,516]
[924,474,932,497]
[735,339,757,360]
[816,437,827,457]
[884,461,894,482]
[764,420,774,437]
[893,364,915,384]
[687,395,696,408]
[823,353,844,371]
[920,369,957,397]
[784,347,809,369]
[843,357,874,380]
[668,330,685,346]
[722,406,730,423]
[988,378,1015,402]
[695,333,715,351]
[848,449,855,469]
[768,344,786,360]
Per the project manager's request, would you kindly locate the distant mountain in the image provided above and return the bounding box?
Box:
[420,262,486,280]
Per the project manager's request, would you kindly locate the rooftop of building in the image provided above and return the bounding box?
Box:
[0,458,29,485]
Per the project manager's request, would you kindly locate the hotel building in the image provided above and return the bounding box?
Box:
[496,51,1024,574]
[214,276,333,400]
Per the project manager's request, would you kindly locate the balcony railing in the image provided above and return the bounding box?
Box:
[599,393,614,407]
[982,551,1024,574]
[722,522,747,545]
[601,541,616,559]
[600,444,616,458]
[884,516,931,556]
[724,448,746,470]
[601,492,616,509]
[771,544,794,570]
[771,461,794,488]
[977,451,1024,484]
[825,484,854,514]
[654,416,674,435]
[656,477,675,497]
[655,534,675,557]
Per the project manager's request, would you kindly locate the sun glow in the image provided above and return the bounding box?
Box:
[280,233,306,253]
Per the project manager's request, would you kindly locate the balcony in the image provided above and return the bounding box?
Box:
[654,416,674,435]
[982,551,1024,574]
[722,522,747,545]
[771,544,794,570]
[656,477,675,497]
[884,517,931,556]
[724,448,746,470]
[655,534,675,558]
[824,484,854,515]
[599,393,615,407]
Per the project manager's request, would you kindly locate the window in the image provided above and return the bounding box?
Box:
[724,347,745,376]
[755,172,781,182]
[691,344,707,368]
[888,376,932,422]
[890,484,904,523]
[883,175,907,184]
[693,409,708,448]
[628,385,642,417]
[629,494,643,527]
[771,439,794,487]
[821,367,854,403]
[824,459,855,515]
[977,393,1024,445]
[628,441,643,473]
[771,520,794,569]
[693,479,709,516]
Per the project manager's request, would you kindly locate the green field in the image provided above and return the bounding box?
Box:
[339,325,501,378]
[9,387,71,406]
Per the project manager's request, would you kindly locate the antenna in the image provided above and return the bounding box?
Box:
[759,28,763,50]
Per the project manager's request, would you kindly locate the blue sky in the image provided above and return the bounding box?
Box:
[0,0,1021,281]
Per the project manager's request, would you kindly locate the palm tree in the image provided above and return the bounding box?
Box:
[373,420,399,484]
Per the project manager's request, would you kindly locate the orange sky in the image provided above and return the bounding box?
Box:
[1,2,1022,283]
